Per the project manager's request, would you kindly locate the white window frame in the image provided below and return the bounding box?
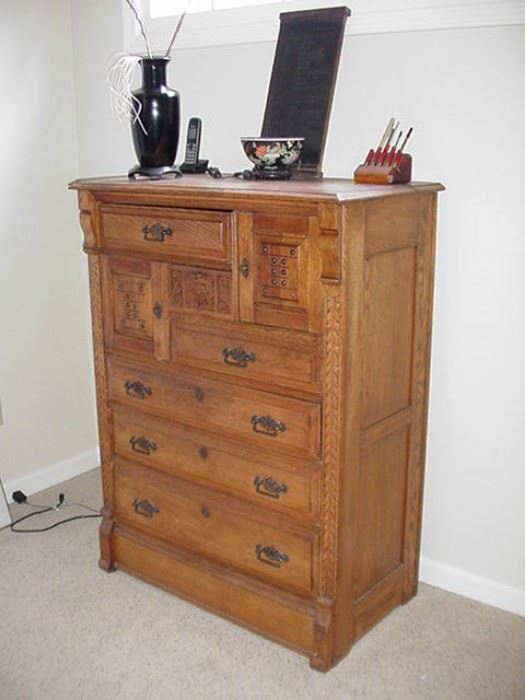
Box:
[123,0,525,54]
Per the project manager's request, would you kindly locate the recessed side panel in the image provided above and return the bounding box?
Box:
[354,426,410,599]
[362,246,417,427]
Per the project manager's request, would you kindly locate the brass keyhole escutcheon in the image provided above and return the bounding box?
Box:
[239,257,249,278]
[153,302,163,319]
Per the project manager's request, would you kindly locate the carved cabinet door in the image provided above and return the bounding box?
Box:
[101,255,170,361]
[237,213,322,332]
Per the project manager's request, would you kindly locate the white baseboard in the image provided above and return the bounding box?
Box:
[0,480,11,528]
[420,556,525,618]
[3,448,100,504]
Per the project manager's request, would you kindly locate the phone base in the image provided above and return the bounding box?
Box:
[180,159,209,174]
[128,165,182,180]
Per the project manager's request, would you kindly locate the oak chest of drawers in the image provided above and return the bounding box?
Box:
[71,175,442,671]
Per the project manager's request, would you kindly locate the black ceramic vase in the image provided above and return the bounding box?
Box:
[128,57,181,179]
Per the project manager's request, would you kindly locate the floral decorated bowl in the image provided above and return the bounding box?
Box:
[241,137,305,170]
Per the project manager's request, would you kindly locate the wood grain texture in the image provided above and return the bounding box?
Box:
[87,254,115,571]
[170,316,322,394]
[112,407,320,521]
[355,427,410,597]
[402,193,438,601]
[113,529,317,654]
[115,459,318,595]
[362,246,416,427]
[107,358,322,460]
[101,204,232,265]
[72,176,442,671]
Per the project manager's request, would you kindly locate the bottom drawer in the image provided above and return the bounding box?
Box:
[112,532,316,655]
[115,461,316,595]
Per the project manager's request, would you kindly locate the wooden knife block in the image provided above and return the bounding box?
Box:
[354,153,412,185]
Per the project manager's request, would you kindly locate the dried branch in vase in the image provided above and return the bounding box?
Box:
[123,0,152,58]
[107,2,188,132]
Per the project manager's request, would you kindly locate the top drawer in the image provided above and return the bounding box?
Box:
[100,205,232,264]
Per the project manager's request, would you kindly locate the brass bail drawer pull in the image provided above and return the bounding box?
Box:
[256,544,289,568]
[143,223,173,242]
[222,346,256,368]
[254,476,288,499]
[132,498,159,518]
[251,415,286,437]
[129,435,157,455]
[124,380,152,400]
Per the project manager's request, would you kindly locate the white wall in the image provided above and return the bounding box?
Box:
[0,1,98,491]
[55,3,525,616]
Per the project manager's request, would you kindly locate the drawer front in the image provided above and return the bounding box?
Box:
[171,317,321,393]
[113,410,318,519]
[115,461,316,593]
[108,359,321,459]
[101,205,232,264]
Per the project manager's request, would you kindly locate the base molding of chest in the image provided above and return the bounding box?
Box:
[111,526,319,659]
[106,522,413,671]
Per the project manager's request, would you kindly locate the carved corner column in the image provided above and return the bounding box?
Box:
[311,202,345,671]
[311,288,344,671]
[78,191,115,572]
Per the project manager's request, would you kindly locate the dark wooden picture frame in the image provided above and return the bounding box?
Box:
[261,6,350,178]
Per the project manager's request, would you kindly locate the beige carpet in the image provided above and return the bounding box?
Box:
[1,468,524,700]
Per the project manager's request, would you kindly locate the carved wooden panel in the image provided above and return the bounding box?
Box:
[171,265,233,319]
[257,242,300,302]
[114,273,153,340]
[252,233,309,330]
[102,256,169,359]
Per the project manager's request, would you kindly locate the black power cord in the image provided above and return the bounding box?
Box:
[9,491,101,533]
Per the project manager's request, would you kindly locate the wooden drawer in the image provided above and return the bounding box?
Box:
[108,359,321,460]
[115,461,316,594]
[100,205,232,264]
[171,317,321,393]
[113,409,319,520]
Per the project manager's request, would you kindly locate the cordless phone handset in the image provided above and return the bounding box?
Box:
[180,117,208,174]
[184,117,201,165]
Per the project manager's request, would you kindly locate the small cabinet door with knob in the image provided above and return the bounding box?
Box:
[101,255,170,361]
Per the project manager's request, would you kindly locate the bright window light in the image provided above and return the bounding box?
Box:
[150,0,290,18]
[150,1,210,16]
